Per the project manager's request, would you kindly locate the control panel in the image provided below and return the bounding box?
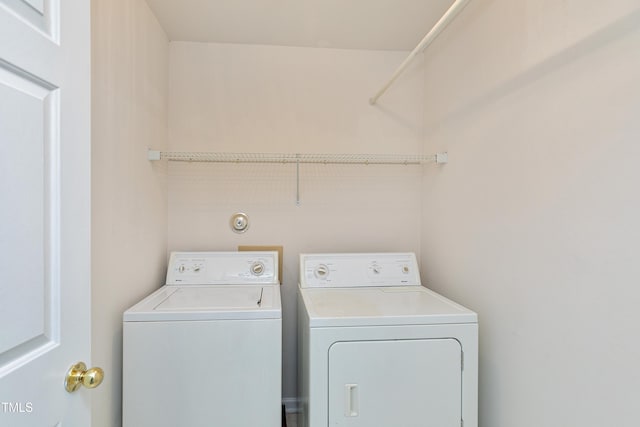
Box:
[300,253,421,288]
[166,251,279,285]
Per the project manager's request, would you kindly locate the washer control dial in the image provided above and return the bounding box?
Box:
[250,261,265,276]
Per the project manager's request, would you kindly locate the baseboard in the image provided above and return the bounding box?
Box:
[282,397,301,414]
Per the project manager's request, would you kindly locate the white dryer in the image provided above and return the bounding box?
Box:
[123,251,281,427]
[298,253,478,427]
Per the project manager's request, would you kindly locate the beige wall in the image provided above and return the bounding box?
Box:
[421,1,640,426]
[167,42,425,398]
[91,0,169,426]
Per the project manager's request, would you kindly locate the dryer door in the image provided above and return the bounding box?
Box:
[329,338,462,427]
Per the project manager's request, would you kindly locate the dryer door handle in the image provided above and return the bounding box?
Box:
[345,384,359,417]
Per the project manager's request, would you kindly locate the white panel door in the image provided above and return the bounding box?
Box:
[0,0,91,426]
[329,339,462,427]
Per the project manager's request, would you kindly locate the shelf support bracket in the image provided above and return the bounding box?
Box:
[435,152,449,164]
[147,149,161,161]
[295,155,301,206]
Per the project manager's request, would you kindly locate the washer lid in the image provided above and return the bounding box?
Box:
[123,285,281,321]
[299,285,476,327]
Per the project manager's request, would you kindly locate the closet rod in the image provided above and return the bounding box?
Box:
[369,0,470,105]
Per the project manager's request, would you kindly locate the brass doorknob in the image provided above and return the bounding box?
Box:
[65,362,104,393]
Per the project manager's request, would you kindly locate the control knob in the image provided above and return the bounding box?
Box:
[314,264,329,279]
[251,261,265,276]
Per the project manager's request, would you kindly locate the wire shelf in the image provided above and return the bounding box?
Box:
[148,149,448,205]
[148,150,445,165]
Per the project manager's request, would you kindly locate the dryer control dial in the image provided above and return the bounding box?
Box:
[314,264,330,279]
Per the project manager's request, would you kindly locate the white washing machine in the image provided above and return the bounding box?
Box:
[297,253,478,427]
[123,251,281,427]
